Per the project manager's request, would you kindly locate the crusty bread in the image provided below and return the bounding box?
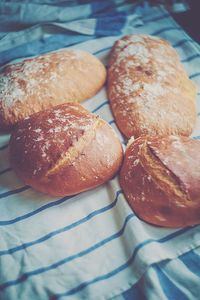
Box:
[120,135,200,228]
[9,103,123,197]
[107,35,197,138]
[0,50,106,130]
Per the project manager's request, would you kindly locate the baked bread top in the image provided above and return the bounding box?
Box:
[108,35,197,138]
[0,49,106,130]
[9,103,123,196]
[120,135,200,227]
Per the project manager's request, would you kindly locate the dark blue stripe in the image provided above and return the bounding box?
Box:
[151,26,182,36]
[0,144,8,151]
[179,250,200,277]
[52,226,193,299]
[91,0,116,15]
[0,188,121,226]
[0,186,30,199]
[123,281,145,300]
[0,194,75,226]
[190,73,200,79]
[154,265,189,300]
[173,39,194,48]
[109,120,115,125]
[0,191,122,255]
[0,211,133,291]
[0,168,12,176]
[93,46,112,56]
[193,136,200,140]
[181,54,200,63]
[92,101,108,113]
[95,12,127,36]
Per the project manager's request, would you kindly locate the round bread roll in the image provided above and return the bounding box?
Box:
[120,135,200,228]
[0,49,106,130]
[108,34,197,138]
[9,103,123,197]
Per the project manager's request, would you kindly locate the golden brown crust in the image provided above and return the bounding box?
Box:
[120,135,200,228]
[0,50,106,130]
[107,35,197,138]
[9,103,123,196]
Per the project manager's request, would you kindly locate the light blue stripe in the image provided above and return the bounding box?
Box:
[52,227,193,299]
[0,190,122,255]
[0,211,133,291]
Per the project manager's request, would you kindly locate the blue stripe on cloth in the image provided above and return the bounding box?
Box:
[189,73,200,79]
[95,12,127,36]
[0,190,122,226]
[173,39,194,48]
[153,265,189,300]
[0,212,134,291]
[179,251,200,277]
[0,194,73,226]
[0,186,30,199]
[193,136,200,140]
[0,168,12,176]
[143,12,169,23]
[91,100,108,113]
[0,191,122,255]
[0,144,8,151]
[123,281,145,300]
[50,227,193,299]
[91,0,116,15]
[181,54,200,63]
[151,26,182,36]
[93,46,112,55]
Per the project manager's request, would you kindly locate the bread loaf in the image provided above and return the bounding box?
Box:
[0,50,106,130]
[108,35,197,138]
[9,103,123,197]
[120,135,200,228]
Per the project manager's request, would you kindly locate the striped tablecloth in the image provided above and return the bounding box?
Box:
[0,1,200,299]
